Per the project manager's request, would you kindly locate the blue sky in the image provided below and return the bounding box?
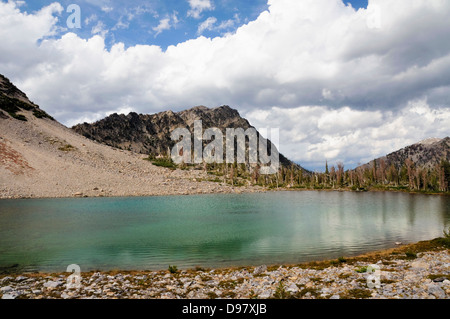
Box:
[19,0,367,50]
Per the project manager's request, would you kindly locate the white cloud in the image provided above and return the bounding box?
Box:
[245,100,450,170]
[0,0,449,168]
[84,14,98,26]
[153,18,171,37]
[152,12,179,37]
[101,6,113,13]
[197,14,241,35]
[197,16,217,34]
[187,0,214,19]
[91,21,108,37]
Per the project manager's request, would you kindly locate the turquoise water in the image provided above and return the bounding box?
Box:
[0,191,449,273]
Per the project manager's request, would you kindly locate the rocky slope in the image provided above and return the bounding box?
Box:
[72,105,302,170]
[0,74,263,199]
[359,137,450,171]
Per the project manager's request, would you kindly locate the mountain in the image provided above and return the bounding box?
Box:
[0,74,54,121]
[72,105,304,170]
[1,74,259,199]
[358,137,450,171]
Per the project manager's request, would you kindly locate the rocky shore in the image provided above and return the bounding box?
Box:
[1,241,448,300]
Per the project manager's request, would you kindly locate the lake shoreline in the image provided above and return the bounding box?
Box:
[1,184,449,201]
[1,238,449,299]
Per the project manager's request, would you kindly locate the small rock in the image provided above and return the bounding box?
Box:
[61,292,71,299]
[428,285,445,299]
[44,281,61,289]
[329,294,340,300]
[1,294,16,300]
[253,265,267,275]
[258,290,272,299]
[0,286,12,293]
[286,283,299,293]
[411,261,430,270]
[15,276,27,282]
[0,276,13,283]
[305,282,314,288]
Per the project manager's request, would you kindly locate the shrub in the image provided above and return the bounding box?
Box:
[10,113,27,121]
[356,266,368,273]
[444,226,450,239]
[437,226,450,248]
[405,251,417,259]
[273,281,290,299]
[168,265,178,274]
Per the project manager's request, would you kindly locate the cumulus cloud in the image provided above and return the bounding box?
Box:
[244,99,450,170]
[0,0,449,168]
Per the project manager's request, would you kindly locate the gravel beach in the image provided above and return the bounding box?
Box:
[1,241,448,300]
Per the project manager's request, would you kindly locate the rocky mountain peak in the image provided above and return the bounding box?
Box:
[72,105,302,170]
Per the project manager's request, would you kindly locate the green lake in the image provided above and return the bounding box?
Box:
[0,191,448,273]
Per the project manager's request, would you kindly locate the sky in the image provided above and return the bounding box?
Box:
[0,0,449,171]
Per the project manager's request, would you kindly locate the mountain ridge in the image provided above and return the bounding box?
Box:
[358,137,450,171]
[72,105,303,170]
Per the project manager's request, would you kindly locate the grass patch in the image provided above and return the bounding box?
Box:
[207,291,218,299]
[330,257,347,266]
[341,288,372,299]
[58,144,76,152]
[221,291,237,299]
[145,156,177,170]
[248,290,258,299]
[339,273,352,279]
[355,266,368,273]
[218,278,244,290]
[293,287,320,299]
[33,109,54,120]
[310,277,323,283]
[405,251,417,260]
[438,226,450,248]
